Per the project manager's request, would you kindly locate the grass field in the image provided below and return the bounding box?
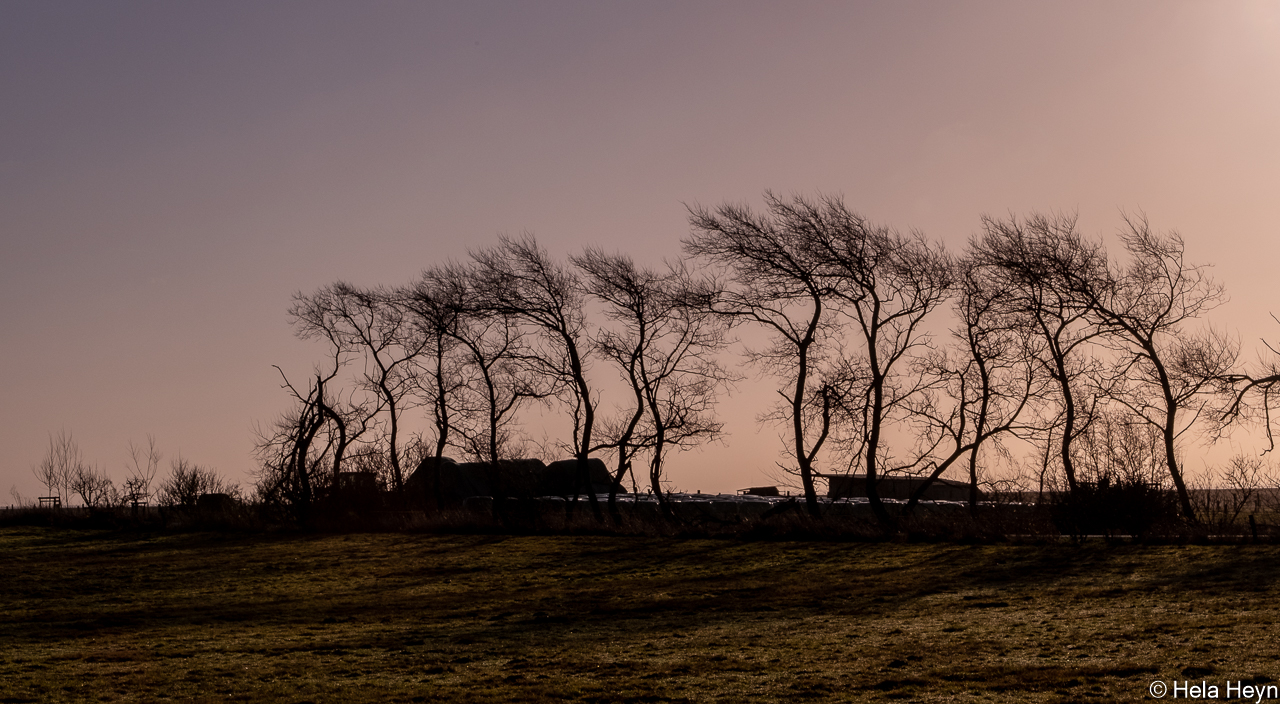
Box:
[2,527,1279,702]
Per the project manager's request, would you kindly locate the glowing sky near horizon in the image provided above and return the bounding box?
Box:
[3,1,1280,501]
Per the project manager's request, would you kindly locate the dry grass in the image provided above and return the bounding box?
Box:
[2,527,1278,702]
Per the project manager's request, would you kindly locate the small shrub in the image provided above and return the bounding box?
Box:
[158,458,238,508]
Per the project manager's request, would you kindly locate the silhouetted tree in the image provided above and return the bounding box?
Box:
[573,249,735,516]
[904,256,1041,515]
[969,213,1108,495]
[574,250,657,505]
[400,265,472,464]
[254,364,370,521]
[255,374,326,519]
[68,462,116,508]
[685,194,843,516]
[806,195,954,526]
[123,435,162,507]
[426,262,552,465]
[1067,216,1235,521]
[33,431,82,505]
[472,235,604,518]
[290,283,429,492]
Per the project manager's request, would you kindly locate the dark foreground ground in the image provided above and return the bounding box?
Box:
[2,528,1278,702]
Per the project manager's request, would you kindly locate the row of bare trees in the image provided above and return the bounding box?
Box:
[29,432,235,509]
[264,192,1280,528]
[257,237,735,520]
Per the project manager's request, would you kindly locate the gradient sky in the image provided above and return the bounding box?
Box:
[4,0,1280,502]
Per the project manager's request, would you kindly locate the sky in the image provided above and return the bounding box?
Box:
[4,0,1280,502]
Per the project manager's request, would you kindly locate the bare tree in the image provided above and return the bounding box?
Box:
[254,362,371,521]
[290,282,430,491]
[33,431,81,504]
[123,435,162,507]
[904,257,1041,515]
[400,265,472,464]
[804,196,954,526]
[69,462,117,508]
[969,213,1109,496]
[254,384,324,518]
[442,264,551,465]
[472,235,604,516]
[573,250,657,502]
[1065,215,1235,521]
[573,249,735,515]
[685,194,843,516]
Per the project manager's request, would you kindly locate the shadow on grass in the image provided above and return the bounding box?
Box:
[5,528,1280,702]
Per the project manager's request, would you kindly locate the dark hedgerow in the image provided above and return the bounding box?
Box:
[1049,476,1180,538]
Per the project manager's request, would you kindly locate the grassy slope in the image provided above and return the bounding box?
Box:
[1,528,1277,702]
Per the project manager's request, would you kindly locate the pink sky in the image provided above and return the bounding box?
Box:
[4,1,1280,501]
